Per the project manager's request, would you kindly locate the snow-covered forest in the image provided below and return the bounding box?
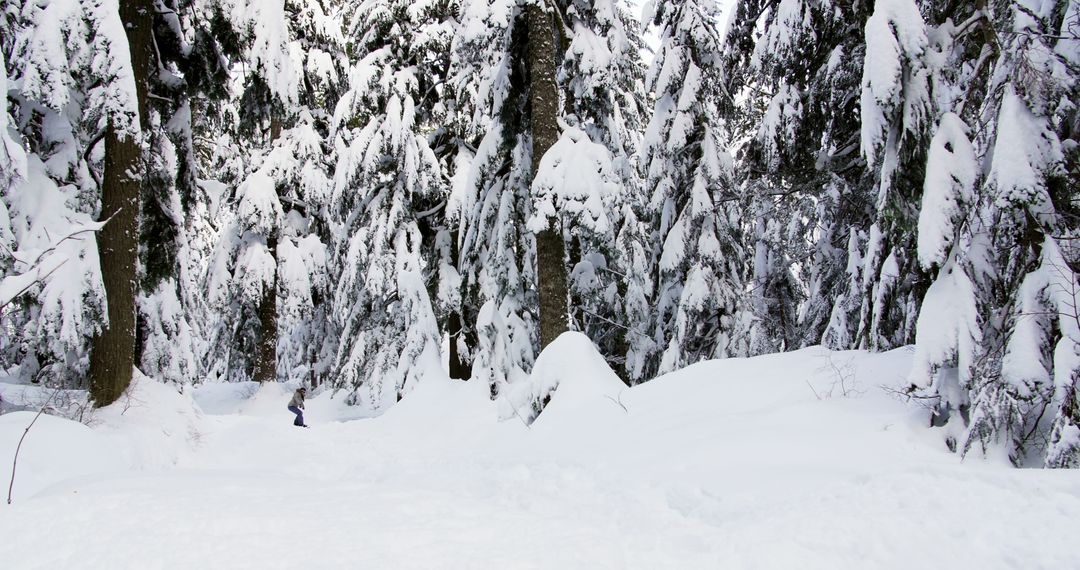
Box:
[3,0,1080,462]
[1,0,1080,565]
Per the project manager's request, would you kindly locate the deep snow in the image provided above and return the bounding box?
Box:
[1,340,1078,569]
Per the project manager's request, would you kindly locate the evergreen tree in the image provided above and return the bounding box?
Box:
[1,0,107,389]
[902,0,1079,466]
[643,0,742,374]
[557,0,649,379]
[853,0,933,351]
[450,0,650,407]
[205,0,343,384]
[722,0,877,354]
[134,0,246,388]
[450,0,539,409]
[329,0,451,409]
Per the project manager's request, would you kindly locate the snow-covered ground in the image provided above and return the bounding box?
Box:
[2,338,1078,569]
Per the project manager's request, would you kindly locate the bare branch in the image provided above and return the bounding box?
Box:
[82,129,107,189]
[8,387,62,504]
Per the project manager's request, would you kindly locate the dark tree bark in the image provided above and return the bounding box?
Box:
[528,1,568,350]
[446,224,474,380]
[448,309,472,380]
[253,115,283,383]
[89,0,153,407]
[252,233,279,383]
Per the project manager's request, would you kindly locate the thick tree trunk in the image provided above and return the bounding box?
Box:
[447,225,473,380]
[269,115,282,142]
[253,233,279,383]
[253,115,283,383]
[89,0,152,407]
[448,309,472,380]
[89,125,142,406]
[528,2,568,350]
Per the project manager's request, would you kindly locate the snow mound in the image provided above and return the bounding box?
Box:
[530,332,629,429]
[0,411,123,502]
[381,374,494,427]
[191,381,261,415]
[370,376,503,457]
[90,373,204,469]
[235,381,296,417]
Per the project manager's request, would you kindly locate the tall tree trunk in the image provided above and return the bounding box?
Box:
[252,233,279,383]
[253,115,283,383]
[448,309,471,380]
[89,0,153,407]
[528,1,568,350]
[447,226,473,380]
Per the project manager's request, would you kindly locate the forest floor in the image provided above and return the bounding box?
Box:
[1,342,1078,569]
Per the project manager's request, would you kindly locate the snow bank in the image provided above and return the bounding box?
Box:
[530,331,628,429]
[380,374,495,427]
[90,373,204,469]
[234,381,297,417]
[4,347,1080,568]
[191,381,261,415]
[359,367,506,458]
[1,373,205,502]
[0,411,123,502]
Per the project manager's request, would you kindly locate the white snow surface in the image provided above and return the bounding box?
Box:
[3,338,1079,569]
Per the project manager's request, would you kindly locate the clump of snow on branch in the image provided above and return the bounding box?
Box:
[85,0,142,138]
[528,127,620,235]
[987,87,1060,224]
[860,0,929,165]
[917,113,976,270]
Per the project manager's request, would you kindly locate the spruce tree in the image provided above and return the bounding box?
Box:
[134,0,245,387]
[853,0,933,351]
[449,0,649,414]
[556,0,649,379]
[329,0,450,408]
[205,0,343,384]
[722,0,877,354]
[643,0,742,374]
[903,0,1080,466]
[450,0,540,405]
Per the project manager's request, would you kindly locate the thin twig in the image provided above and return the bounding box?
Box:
[805,378,823,401]
[22,223,106,270]
[8,387,62,504]
[604,391,628,413]
[578,308,651,339]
